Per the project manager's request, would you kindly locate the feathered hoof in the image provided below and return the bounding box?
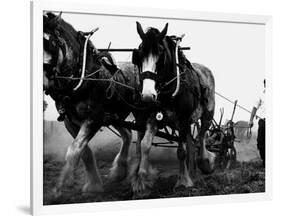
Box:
[132,188,151,199]
[52,187,62,199]
[130,166,157,199]
[82,182,104,193]
[174,175,194,191]
[108,162,128,183]
[131,174,152,199]
[198,157,215,174]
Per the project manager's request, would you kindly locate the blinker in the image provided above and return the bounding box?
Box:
[132,49,141,66]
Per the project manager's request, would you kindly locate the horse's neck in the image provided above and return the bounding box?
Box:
[159,52,176,83]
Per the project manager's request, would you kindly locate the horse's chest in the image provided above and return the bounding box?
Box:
[74,101,93,119]
[160,109,179,129]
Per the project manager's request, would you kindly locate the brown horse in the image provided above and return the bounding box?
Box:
[43,12,141,197]
[131,22,216,196]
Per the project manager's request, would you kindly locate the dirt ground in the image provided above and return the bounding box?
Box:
[43,120,265,205]
[43,155,265,205]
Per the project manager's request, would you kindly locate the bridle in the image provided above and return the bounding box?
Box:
[44,29,70,93]
[44,24,100,95]
[133,34,185,98]
[139,71,158,82]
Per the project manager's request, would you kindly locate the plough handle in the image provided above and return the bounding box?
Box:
[230,100,238,122]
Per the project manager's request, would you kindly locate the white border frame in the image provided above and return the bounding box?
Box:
[31,0,272,215]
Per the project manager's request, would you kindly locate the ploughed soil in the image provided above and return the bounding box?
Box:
[43,154,265,205]
[43,120,264,205]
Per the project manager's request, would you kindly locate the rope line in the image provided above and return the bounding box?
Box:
[85,68,102,78]
[56,75,135,90]
[56,74,257,117]
[215,91,260,119]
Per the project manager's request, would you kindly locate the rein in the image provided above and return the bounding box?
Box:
[160,71,186,91]
[56,73,151,111]
[56,74,136,90]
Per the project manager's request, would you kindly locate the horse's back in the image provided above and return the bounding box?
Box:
[117,62,139,87]
[191,63,215,117]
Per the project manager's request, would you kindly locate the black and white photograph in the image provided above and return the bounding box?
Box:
[42,9,266,206]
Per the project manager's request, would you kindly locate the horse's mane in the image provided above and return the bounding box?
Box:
[45,12,77,36]
[165,36,194,73]
[163,36,200,97]
[44,12,97,54]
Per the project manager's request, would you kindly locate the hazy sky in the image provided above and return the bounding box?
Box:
[44,11,265,125]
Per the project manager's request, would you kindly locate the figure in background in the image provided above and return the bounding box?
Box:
[249,79,265,166]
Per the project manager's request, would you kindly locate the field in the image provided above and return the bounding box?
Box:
[43,120,265,205]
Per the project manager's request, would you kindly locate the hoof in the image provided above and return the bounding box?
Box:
[108,162,127,182]
[174,175,193,190]
[52,187,62,199]
[82,182,104,193]
[198,154,216,174]
[131,176,152,199]
[132,188,151,199]
[131,167,157,198]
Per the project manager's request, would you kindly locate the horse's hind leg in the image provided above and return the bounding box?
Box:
[175,125,193,189]
[198,118,216,174]
[108,126,132,182]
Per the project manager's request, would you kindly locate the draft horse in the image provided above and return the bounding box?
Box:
[43,12,139,197]
[131,22,216,195]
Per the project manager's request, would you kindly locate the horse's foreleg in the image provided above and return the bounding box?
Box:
[198,119,216,174]
[131,119,157,196]
[138,119,157,176]
[63,117,102,193]
[175,126,193,189]
[129,131,144,185]
[108,126,132,182]
[81,145,103,193]
[54,119,101,196]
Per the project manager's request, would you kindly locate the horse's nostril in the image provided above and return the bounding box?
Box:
[142,94,157,103]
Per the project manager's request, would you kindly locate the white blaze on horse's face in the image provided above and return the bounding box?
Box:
[43,50,52,64]
[43,50,52,90]
[141,53,158,102]
[43,33,52,64]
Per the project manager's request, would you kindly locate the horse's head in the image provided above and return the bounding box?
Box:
[43,12,81,92]
[133,22,175,103]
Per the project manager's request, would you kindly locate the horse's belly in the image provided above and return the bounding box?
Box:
[161,105,203,129]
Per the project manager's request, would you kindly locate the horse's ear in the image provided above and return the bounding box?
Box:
[159,23,168,40]
[136,21,145,40]
[54,11,62,23]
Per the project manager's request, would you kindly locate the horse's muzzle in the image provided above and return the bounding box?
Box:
[141,78,157,103]
[141,93,157,103]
